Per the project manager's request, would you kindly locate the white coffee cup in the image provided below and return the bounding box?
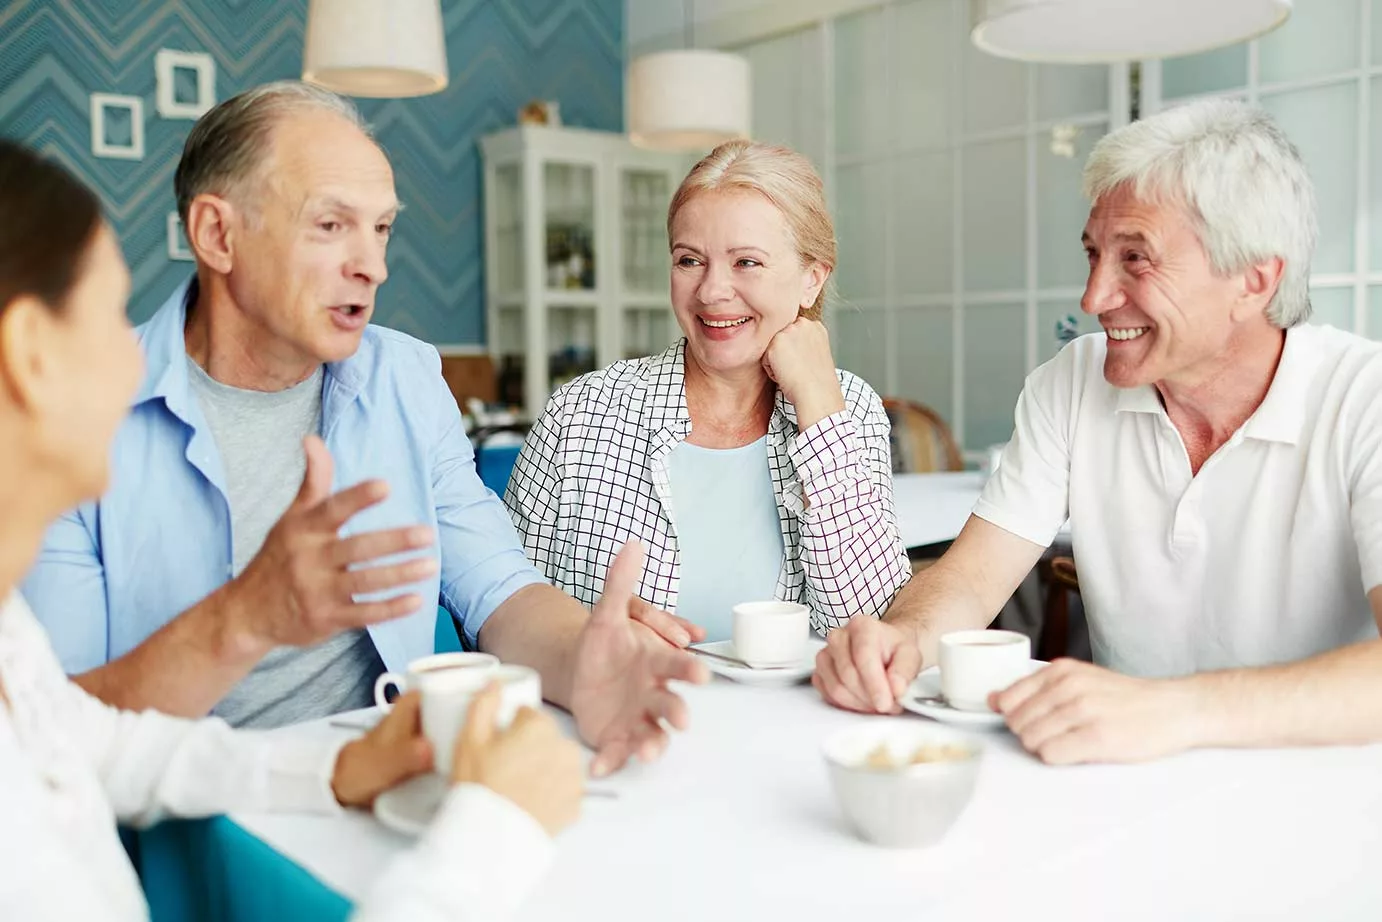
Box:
[419,663,542,776]
[373,652,499,711]
[938,629,1031,712]
[732,601,810,667]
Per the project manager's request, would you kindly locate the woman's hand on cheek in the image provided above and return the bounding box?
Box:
[763,317,845,432]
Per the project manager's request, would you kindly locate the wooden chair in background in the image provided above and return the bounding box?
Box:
[1038,556,1080,661]
[883,398,964,474]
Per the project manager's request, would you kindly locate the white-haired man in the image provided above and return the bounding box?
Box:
[816,98,1382,763]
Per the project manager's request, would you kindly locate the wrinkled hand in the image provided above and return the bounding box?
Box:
[570,542,710,777]
[331,691,434,808]
[629,597,706,648]
[813,615,922,713]
[228,435,437,653]
[762,317,844,431]
[993,659,1204,765]
[452,683,584,837]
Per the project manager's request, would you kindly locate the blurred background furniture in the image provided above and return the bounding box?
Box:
[480,126,686,419]
[883,398,964,474]
[1038,555,1083,661]
[438,353,497,410]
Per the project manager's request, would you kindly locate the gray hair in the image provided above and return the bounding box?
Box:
[1082,98,1317,328]
[174,80,371,224]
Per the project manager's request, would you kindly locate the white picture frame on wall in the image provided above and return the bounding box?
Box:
[90,93,144,160]
[167,212,194,262]
[155,49,216,119]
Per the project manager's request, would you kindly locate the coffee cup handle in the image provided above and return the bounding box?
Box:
[374,672,404,711]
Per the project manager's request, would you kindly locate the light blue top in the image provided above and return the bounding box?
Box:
[667,437,785,642]
[22,278,546,674]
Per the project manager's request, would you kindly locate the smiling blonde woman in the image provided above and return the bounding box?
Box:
[505,141,911,643]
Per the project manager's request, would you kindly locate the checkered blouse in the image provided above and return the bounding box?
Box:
[503,340,911,635]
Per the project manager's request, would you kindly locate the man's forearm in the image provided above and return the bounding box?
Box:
[1186,638,1382,749]
[475,583,586,710]
[884,515,1048,666]
[73,583,270,717]
[882,561,999,666]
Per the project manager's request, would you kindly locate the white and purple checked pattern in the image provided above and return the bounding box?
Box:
[504,340,911,635]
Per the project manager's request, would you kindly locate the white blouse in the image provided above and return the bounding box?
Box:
[0,592,553,921]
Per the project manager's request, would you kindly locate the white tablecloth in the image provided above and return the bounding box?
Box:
[237,681,1382,921]
[893,471,987,548]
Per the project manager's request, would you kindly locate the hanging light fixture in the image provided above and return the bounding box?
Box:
[302,0,448,98]
[970,0,1292,63]
[626,0,751,151]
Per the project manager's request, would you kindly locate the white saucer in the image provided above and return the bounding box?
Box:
[375,772,446,837]
[899,661,1046,729]
[691,639,825,687]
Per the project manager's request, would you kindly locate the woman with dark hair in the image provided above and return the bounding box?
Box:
[0,139,580,920]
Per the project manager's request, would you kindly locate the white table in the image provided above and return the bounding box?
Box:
[893,471,987,548]
[237,682,1382,921]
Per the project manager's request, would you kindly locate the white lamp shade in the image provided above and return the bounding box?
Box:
[626,50,751,152]
[302,0,448,98]
[970,0,1292,63]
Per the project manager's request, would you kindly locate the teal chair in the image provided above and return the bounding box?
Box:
[434,605,463,653]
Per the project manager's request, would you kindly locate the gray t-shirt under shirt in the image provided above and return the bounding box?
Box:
[187,358,383,728]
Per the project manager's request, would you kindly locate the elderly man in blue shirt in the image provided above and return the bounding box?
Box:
[21,81,705,777]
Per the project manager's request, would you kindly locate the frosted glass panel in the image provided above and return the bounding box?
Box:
[1036,64,1108,120]
[962,302,1026,451]
[897,306,954,420]
[963,40,1027,133]
[893,0,953,150]
[1309,286,1354,331]
[1374,0,1382,64]
[835,8,890,157]
[1259,0,1359,85]
[833,307,888,392]
[1262,83,1357,275]
[834,162,888,301]
[1038,122,1106,288]
[742,27,824,163]
[962,139,1026,291]
[1161,45,1247,100]
[893,151,953,295]
[1037,299,1097,364]
[1369,77,1382,270]
[1368,286,1382,339]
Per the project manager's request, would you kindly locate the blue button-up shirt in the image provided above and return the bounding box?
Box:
[22,279,545,674]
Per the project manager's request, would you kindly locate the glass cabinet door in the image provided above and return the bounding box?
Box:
[623,307,674,359]
[494,304,526,408]
[492,164,523,298]
[620,169,671,295]
[547,305,598,393]
[544,163,597,292]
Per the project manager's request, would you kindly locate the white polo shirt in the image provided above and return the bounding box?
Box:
[975,325,1382,677]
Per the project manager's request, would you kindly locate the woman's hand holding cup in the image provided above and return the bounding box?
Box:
[331,691,434,809]
[451,683,584,838]
[763,317,844,432]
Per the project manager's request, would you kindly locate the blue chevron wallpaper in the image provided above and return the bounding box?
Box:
[0,0,623,344]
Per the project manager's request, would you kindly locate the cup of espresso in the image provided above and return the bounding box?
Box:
[418,663,542,776]
[373,651,499,711]
[732,600,810,667]
[938,629,1031,712]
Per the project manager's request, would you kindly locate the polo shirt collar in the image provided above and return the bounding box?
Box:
[1113,326,1316,446]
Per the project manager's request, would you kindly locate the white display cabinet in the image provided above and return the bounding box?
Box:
[481,125,687,417]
